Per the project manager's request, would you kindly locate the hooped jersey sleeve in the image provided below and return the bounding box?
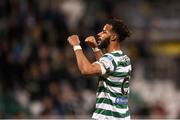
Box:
[95,54,117,75]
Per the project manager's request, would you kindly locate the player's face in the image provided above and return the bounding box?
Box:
[97,24,113,49]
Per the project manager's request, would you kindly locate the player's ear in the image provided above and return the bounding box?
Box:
[111,34,117,41]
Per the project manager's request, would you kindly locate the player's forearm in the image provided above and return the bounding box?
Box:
[74,49,93,75]
[94,51,103,60]
[68,35,102,76]
[91,47,103,60]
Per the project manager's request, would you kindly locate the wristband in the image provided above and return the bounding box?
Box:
[92,47,100,52]
[73,45,82,51]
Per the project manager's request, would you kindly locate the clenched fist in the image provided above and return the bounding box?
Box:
[67,35,80,46]
[85,36,98,48]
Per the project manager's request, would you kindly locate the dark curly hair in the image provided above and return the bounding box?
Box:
[107,18,131,42]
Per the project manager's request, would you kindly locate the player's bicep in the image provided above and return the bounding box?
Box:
[92,62,106,75]
[82,62,105,76]
[81,54,115,76]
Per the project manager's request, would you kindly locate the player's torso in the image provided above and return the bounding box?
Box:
[93,51,131,120]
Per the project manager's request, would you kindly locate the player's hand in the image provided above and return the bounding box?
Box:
[68,35,80,46]
[85,36,98,48]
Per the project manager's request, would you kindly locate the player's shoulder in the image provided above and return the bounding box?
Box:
[110,50,131,62]
[100,50,130,62]
[111,50,125,57]
[101,53,114,62]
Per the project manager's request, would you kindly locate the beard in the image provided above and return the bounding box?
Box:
[97,37,110,49]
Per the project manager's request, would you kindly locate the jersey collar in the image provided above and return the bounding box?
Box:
[111,50,123,54]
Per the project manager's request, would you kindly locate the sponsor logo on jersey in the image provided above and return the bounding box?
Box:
[114,97,128,104]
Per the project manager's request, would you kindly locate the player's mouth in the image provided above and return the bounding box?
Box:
[97,39,101,46]
[96,36,110,49]
[95,35,102,46]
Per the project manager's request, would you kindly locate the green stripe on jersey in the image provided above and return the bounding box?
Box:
[111,52,124,57]
[109,71,130,77]
[99,76,129,88]
[98,86,128,98]
[95,108,130,118]
[106,78,129,88]
[96,98,128,108]
[117,61,131,67]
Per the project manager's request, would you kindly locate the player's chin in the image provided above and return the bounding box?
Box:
[98,39,110,49]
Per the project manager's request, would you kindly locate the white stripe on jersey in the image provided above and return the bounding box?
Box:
[116,65,132,73]
[92,112,130,120]
[96,103,129,114]
[107,76,125,82]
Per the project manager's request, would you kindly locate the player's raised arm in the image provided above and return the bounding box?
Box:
[67,35,104,76]
[85,36,103,60]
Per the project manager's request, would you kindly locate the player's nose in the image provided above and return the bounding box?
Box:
[97,32,102,36]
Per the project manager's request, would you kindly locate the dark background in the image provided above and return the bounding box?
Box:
[0,0,180,119]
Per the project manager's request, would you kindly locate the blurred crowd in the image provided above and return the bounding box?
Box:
[0,0,180,119]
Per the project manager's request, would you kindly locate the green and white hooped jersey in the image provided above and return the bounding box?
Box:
[92,50,131,120]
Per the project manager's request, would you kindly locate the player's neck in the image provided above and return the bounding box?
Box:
[106,42,120,53]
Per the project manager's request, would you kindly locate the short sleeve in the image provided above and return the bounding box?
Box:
[97,54,117,74]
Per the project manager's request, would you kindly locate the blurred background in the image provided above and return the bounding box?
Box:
[0,0,180,119]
